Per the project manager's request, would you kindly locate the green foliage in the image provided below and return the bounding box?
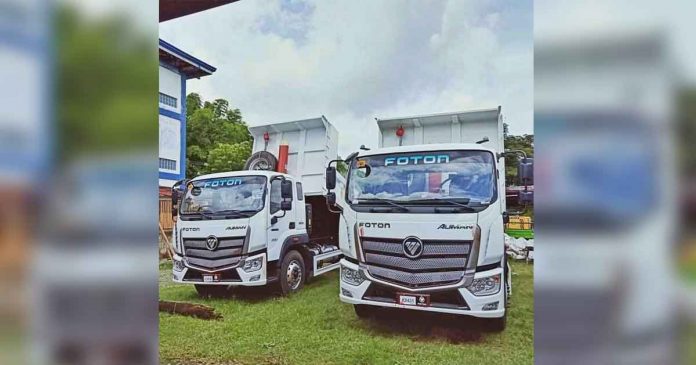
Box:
[336,157,348,177]
[185,93,252,177]
[504,134,534,186]
[206,141,252,172]
[57,5,157,160]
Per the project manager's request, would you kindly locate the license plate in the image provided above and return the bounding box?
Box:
[397,293,430,307]
[203,274,220,283]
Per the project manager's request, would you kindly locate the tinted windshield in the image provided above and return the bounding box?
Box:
[180,176,266,215]
[348,150,496,204]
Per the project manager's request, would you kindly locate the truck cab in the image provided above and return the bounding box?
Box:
[329,108,529,330]
[171,117,343,296]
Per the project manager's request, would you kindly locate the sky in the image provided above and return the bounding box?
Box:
[160,0,533,155]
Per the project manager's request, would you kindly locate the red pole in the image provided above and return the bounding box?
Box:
[277,144,289,173]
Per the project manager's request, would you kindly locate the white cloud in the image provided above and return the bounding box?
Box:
[160,0,533,155]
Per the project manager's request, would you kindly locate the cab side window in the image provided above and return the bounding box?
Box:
[270,179,281,214]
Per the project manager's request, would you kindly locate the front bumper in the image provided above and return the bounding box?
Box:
[338,259,505,318]
[171,252,267,286]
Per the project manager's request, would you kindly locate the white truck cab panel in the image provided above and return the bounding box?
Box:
[333,109,514,328]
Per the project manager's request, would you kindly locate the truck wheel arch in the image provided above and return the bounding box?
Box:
[277,234,310,269]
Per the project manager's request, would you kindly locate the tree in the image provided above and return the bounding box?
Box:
[336,156,348,177]
[185,93,253,177]
[57,5,156,160]
[206,142,252,172]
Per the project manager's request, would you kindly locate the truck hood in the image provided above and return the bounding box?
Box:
[177,218,250,239]
[355,212,478,241]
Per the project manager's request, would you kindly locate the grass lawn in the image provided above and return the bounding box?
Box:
[160,261,533,365]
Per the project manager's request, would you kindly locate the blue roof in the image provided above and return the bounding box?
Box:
[159,39,217,78]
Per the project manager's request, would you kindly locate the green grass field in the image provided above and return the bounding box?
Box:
[160,261,533,365]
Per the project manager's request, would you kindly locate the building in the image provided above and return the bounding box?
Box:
[158,39,216,189]
[160,0,238,22]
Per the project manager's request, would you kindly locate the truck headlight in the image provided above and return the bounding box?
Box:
[468,274,501,296]
[341,265,365,286]
[173,259,185,272]
[242,256,263,272]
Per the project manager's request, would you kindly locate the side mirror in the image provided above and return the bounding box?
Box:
[326,192,336,206]
[325,166,337,190]
[171,189,180,205]
[518,190,534,205]
[281,180,293,199]
[356,164,371,178]
[280,200,292,211]
[518,158,534,185]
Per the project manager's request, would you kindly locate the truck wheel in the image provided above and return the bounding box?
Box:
[279,251,305,295]
[353,305,375,319]
[244,151,277,171]
[194,284,228,298]
[490,312,507,331]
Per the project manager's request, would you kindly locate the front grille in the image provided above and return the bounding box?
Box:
[183,235,246,270]
[360,237,471,289]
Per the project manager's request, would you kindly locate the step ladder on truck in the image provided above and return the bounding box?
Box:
[170,116,344,296]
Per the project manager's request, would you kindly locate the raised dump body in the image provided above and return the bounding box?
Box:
[376,107,503,152]
[248,116,338,196]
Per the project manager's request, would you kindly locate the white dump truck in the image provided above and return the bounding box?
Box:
[171,117,343,296]
[326,108,531,330]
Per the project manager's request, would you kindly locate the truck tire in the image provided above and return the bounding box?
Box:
[194,284,229,298]
[490,311,507,331]
[353,305,376,319]
[244,151,277,171]
[279,250,305,295]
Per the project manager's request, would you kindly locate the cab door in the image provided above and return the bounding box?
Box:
[266,177,295,261]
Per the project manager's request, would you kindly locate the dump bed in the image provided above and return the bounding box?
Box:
[376,107,504,153]
[248,116,338,196]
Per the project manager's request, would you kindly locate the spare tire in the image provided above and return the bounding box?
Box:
[245,151,278,171]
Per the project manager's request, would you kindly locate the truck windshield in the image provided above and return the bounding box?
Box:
[180,176,266,216]
[348,150,496,205]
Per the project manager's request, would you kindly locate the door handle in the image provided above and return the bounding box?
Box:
[271,228,279,231]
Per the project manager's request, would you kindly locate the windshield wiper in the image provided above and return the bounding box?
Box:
[212,209,257,217]
[355,198,410,212]
[408,198,477,211]
[180,211,213,220]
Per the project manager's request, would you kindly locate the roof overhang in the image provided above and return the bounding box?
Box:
[159,0,238,22]
[159,39,216,79]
